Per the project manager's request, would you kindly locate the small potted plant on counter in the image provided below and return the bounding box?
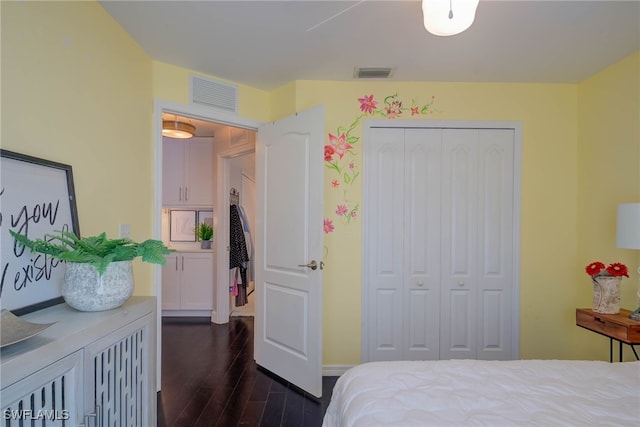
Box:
[9,230,173,312]
[196,222,214,249]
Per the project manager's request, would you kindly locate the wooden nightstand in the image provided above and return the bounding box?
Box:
[576,308,640,362]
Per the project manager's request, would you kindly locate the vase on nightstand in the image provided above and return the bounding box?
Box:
[591,275,622,314]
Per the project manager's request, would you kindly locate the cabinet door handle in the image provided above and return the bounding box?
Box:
[182,256,184,271]
[84,404,101,427]
[175,256,178,271]
[178,187,182,202]
[184,187,188,201]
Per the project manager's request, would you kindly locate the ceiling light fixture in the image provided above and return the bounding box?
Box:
[422,0,479,36]
[162,119,196,139]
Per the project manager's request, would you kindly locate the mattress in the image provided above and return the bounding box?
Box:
[322,359,640,427]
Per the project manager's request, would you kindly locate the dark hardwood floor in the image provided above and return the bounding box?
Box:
[158,317,338,427]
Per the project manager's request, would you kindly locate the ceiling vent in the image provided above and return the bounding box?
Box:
[354,67,394,79]
[190,74,238,113]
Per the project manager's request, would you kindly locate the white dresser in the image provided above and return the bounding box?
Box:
[1,296,156,427]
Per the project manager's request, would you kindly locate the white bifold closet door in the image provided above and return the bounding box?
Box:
[365,127,514,361]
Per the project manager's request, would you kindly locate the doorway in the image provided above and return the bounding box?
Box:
[229,154,256,318]
[153,99,261,389]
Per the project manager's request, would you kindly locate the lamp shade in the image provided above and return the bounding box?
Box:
[422,0,479,36]
[616,203,640,249]
[162,120,195,139]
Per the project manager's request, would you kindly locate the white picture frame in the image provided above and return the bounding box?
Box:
[169,210,196,242]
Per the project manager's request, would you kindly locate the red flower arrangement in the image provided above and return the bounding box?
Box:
[585,261,629,278]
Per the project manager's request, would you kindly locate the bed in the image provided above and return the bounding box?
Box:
[322,359,640,426]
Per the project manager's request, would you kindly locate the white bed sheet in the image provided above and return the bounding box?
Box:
[322,359,640,427]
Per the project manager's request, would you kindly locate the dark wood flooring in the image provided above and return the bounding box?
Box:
[158,317,338,427]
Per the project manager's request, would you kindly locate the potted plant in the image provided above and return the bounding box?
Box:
[196,222,214,249]
[10,230,173,312]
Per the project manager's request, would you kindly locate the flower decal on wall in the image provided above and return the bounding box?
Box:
[323,218,335,234]
[323,93,437,233]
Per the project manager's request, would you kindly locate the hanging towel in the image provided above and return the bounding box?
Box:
[238,205,254,283]
[229,204,249,306]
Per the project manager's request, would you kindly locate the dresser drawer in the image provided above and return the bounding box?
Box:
[576,309,640,344]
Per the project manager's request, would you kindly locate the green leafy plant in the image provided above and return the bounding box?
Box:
[10,230,173,276]
[196,223,214,241]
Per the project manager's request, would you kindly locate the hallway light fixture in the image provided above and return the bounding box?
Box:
[162,118,196,139]
[422,0,479,36]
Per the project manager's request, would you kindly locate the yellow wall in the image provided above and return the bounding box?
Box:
[3,0,638,365]
[575,52,640,360]
[269,81,298,121]
[1,0,155,294]
[152,61,270,123]
[290,81,581,363]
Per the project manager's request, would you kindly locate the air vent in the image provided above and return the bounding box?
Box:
[354,67,393,79]
[190,74,238,113]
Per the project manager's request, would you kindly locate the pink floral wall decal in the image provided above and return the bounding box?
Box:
[323,218,335,234]
[324,93,437,234]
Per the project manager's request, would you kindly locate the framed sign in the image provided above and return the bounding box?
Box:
[169,210,196,242]
[0,150,80,315]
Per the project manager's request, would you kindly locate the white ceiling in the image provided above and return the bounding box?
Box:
[101,0,639,92]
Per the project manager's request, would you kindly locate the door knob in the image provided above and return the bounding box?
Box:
[298,260,318,270]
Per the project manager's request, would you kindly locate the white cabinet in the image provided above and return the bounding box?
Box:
[162,138,213,206]
[364,127,515,362]
[162,252,213,312]
[1,351,84,425]
[0,297,156,427]
[162,253,181,309]
[84,314,154,426]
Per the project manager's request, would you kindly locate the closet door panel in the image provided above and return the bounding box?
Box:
[367,128,405,360]
[375,290,400,355]
[441,129,478,360]
[443,131,478,277]
[446,289,473,356]
[480,290,506,353]
[477,129,514,359]
[406,289,439,358]
[404,129,441,359]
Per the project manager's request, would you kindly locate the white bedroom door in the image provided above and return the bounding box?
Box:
[255,105,325,397]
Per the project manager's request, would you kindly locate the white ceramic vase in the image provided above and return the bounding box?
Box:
[591,275,622,314]
[63,261,134,311]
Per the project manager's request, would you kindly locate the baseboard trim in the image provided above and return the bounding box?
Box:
[162,309,212,317]
[322,365,354,376]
